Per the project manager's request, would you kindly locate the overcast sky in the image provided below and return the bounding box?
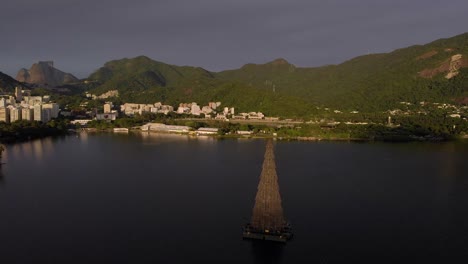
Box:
[1,0,467,78]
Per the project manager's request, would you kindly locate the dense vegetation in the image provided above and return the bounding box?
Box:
[0,119,70,143]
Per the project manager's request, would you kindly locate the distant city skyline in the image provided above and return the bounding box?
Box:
[1,0,468,78]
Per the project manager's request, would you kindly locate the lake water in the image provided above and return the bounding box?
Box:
[0,133,467,263]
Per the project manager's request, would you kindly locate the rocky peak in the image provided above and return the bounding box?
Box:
[15,61,78,87]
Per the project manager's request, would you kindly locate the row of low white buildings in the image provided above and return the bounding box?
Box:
[0,87,59,123]
[109,100,278,121]
[175,102,228,117]
[119,101,238,119]
[120,102,174,116]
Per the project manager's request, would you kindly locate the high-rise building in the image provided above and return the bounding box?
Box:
[43,103,59,118]
[10,107,22,122]
[34,104,42,122]
[0,107,10,123]
[22,107,34,121]
[28,96,42,106]
[15,87,22,103]
[42,108,52,123]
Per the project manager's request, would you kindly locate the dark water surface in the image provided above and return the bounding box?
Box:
[0,133,467,263]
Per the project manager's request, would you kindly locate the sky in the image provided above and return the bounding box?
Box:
[1,0,468,78]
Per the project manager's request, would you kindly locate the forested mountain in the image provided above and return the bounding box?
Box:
[86,33,468,117]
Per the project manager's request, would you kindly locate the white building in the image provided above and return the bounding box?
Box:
[0,107,10,123]
[10,107,22,122]
[197,127,218,135]
[159,105,173,114]
[25,96,43,106]
[42,108,52,123]
[177,106,188,114]
[71,120,92,125]
[191,103,201,116]
[43,103,60,118]
[34,105,43,122]
[141,123,191,133]
[22,107,34,121]
[237,130,253,135]
[104,103,112,113]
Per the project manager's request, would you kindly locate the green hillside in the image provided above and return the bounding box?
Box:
[88,56,315,116]
[87,33,468,117]
[217,33,468,111]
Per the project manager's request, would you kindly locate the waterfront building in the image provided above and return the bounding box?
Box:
[197,127,218,135]
[43,103,60,118]
[70,120,92,125]
[22,107,34,121]
[10,107,22,122]
[34,105,43,122]
[141,123,191,133]
[0,107,10,123]
[113,128,129,133]
[42,108,52,123]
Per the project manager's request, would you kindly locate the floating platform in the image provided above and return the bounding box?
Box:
[242,224,293,243]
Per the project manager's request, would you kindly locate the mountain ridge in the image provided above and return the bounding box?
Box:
[0,71,26,93]
[4,32,467,117]
[85,33,468,116]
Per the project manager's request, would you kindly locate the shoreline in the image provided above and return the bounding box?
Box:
[81,128,467,143]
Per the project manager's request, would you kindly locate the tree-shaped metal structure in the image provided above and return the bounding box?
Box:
[243,140,292,242]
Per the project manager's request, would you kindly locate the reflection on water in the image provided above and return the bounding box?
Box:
[5,137,55,162]
[138,131,217,145]
[250,240,284,264]
[138,131,190,144]
[0,135,467,263]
